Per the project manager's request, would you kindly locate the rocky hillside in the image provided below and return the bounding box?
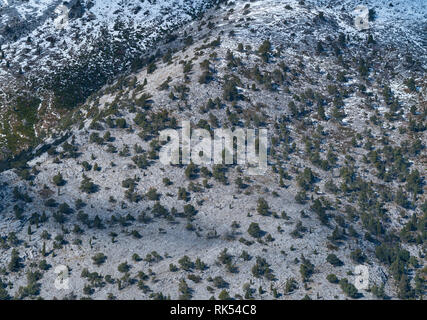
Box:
[0,0,425,300]
[0,0,224,157]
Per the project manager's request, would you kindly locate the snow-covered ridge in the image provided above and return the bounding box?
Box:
[1,0,425,74]
[0,0,218,81]
[0,0,425,157]
[0,0,222,156]
[313,0,426,52]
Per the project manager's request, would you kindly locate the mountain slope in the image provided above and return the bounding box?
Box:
[0,0,425,300]
[0,0,223,157]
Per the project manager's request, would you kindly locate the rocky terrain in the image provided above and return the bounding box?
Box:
[0,0,425,300]
[0,0,223,158]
